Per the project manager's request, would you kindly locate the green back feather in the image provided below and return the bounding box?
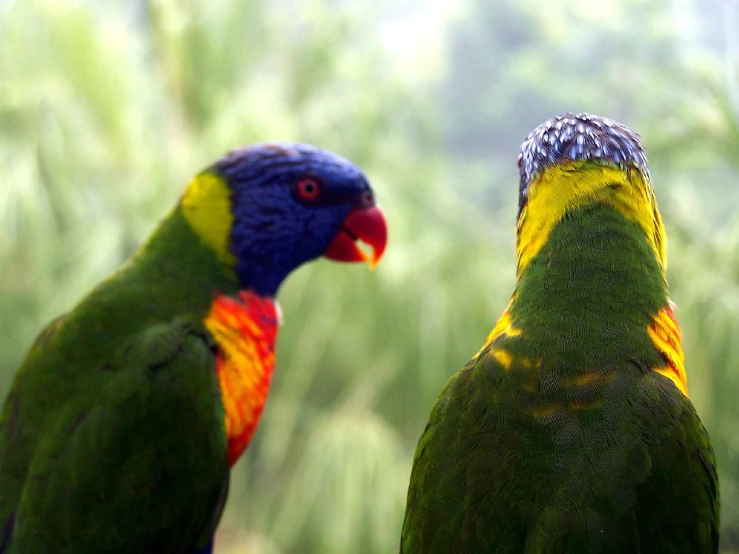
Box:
[0,207,237,552]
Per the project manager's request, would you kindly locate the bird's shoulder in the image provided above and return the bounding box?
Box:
[402,344,718,553]
[0,312,227,553]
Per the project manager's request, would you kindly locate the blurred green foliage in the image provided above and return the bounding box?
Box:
[1,0,738,551]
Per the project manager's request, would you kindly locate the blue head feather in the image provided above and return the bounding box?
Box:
[517,113,650,215]
[212,143,374,297]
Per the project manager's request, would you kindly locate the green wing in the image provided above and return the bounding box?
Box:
[401,353,719,553]
[0,318,228,554]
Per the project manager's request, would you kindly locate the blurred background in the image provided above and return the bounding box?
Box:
[1,0,738,551]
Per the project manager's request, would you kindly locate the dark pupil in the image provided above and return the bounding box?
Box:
[304,182,315,193]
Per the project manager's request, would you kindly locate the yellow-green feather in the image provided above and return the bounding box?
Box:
[181,172,237,267]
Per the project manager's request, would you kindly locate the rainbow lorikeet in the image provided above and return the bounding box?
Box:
[0,143,387,553]
[401,114,719,553]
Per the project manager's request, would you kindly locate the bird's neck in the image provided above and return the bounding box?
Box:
[516,202,668,336]
[129,205,240,310]
[132,207,280,464]
[178,170,291,297]
[204,291,279,465]
[480,203,687,396]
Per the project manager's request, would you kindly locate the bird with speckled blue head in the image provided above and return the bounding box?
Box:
[401,113,719,553]
[0,142,387,553]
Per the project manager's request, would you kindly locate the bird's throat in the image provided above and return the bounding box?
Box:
[204,291,279,465]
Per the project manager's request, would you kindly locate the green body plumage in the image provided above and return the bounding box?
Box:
[0,209,232,553]
[401,114,718,553]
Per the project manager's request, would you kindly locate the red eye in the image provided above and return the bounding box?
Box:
[297,178,321,201]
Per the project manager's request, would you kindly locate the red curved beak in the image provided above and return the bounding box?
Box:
[323,205,387,268]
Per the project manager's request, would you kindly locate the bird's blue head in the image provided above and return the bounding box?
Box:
[181,143,387,297]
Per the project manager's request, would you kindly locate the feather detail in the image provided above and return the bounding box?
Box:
[204,291,279,465]
[648,302,688,397]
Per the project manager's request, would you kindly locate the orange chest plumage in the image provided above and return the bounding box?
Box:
[203,291,280,466]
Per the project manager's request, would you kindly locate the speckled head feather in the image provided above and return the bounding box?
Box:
[517,113,650,214]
